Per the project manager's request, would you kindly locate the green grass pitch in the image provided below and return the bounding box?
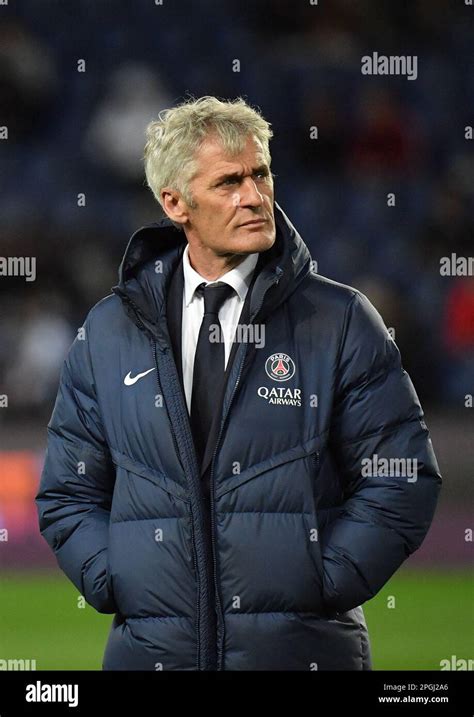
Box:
[1,567,472,670]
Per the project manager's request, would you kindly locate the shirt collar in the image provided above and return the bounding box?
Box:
[182,243,259,307]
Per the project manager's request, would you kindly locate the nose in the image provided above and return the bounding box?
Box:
[238,176,264,208]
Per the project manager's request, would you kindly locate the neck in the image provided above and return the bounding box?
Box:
[187,245,248,281]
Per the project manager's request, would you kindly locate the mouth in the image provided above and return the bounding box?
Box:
[239,218,268,228]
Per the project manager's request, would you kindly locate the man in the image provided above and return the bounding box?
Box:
[36,96,442,671]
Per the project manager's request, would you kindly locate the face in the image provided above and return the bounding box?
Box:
[162,134,276,258]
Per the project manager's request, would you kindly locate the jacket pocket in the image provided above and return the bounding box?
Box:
[216,434,322,499]
[110,449,189,503]
[106,551,116,609]
[80,546,118,614]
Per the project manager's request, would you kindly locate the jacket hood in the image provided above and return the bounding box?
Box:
[111,200,312,345]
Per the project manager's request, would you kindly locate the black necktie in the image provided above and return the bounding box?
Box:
[190,282,235,466]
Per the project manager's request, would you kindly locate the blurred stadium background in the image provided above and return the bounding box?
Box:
[0,0,472,670]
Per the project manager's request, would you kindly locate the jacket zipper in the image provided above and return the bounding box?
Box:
[152,340,202,671]
[209,271,282,670]
[313,451,320,471]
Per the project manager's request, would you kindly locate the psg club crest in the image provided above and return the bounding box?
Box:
[265,353,296,382]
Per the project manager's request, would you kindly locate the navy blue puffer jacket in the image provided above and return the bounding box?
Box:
[36,201,442,670]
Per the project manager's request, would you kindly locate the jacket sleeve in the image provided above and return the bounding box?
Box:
[322,291,442,614]
[35,316,117,614]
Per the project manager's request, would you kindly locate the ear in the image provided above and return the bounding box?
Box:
[160,188,191,226]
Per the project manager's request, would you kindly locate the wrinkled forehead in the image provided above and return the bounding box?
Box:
[193,133,268,177]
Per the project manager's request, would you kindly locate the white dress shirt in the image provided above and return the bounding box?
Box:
[181,243,259,414]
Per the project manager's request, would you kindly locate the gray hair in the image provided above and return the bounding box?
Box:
[143,95,273,210]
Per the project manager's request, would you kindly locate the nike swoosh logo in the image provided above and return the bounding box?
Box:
[124,368,156,386]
